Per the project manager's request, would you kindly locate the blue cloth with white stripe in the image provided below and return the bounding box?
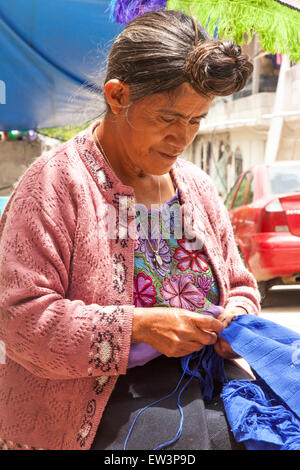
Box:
[123,314,300,450]
[220,315,300,450]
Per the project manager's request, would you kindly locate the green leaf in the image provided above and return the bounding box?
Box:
[38,122,92,142]
[167,0,300,62]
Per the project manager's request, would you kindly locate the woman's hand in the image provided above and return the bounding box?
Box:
[213,336,240,360]
[216,306,247,328]
[132,307,224,358]
[213,306,247,359]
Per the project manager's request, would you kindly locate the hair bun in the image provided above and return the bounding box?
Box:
[184,39,253,96]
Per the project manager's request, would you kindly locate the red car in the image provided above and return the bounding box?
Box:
[224,161,300,303]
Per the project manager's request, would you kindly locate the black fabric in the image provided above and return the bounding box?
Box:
[91,355,249,451]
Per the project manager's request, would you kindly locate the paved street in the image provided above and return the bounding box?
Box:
[260,285,300,334]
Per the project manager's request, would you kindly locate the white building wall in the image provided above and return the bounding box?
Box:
[190,125,268,196]
[183,59,300,197]
[230,128,266,170]
[277,121,300,161]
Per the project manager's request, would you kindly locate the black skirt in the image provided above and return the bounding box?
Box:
[91,355,249,451]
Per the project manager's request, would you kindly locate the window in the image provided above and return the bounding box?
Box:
[206,141,212,174]
[234,148,243,180]
[232,172,251,209]
[224,179,240,209]
[268,165,300,194]
[245,177,254,205]
[200,145,204,170]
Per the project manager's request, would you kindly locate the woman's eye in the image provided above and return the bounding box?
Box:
[160,117,175,123]
[160,116,203,125]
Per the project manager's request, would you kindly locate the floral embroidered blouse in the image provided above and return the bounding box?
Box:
[128,189,223,368]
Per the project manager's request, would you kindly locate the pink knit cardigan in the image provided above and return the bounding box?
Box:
[0,121,260,450]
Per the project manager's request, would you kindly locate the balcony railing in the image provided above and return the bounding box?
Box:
[232,74,279,100]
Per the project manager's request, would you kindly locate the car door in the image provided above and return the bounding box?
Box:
[229,171,252,258]
[224,177,242,213]
[240,175,256,260]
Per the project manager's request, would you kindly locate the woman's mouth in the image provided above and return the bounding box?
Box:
[158,151,180,161]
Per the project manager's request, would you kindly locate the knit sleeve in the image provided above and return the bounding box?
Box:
[0,196,134,380]
[216,192,261,316]
[183,161,260,316]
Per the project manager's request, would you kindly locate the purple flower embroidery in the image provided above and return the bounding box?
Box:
[160,274,205,311]
[198,275,214,295]
[139,235,171,276]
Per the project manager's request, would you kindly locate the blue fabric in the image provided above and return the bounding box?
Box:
[0,1,123,131]
[180,345,226,401]
[220,315,300,450]
[123,315,300,450]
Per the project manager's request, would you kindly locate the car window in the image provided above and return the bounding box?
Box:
[268,165,300,194]
[245,177,254,205]
[224,179,240,209]
[232,172,251,209]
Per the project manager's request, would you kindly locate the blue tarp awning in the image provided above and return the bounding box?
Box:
[0,0,123,131]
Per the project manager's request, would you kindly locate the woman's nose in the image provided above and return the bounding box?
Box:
[166,124,193,149]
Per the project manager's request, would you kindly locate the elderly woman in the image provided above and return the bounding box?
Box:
[0,10,259,451]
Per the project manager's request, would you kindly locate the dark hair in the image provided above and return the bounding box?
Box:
[104,10,253,103]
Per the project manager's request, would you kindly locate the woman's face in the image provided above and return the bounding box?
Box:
[108,82,213,176]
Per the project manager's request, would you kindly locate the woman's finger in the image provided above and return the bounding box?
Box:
[192,314,224,333]
[214,336,240,359]
[195,329,218,345]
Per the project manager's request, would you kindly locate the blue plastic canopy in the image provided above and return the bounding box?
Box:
[0,0,123,131]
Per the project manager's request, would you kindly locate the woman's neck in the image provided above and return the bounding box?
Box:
[95,117,146,184]
[94,117,175,207]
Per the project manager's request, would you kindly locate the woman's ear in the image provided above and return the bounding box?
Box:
[104,79,130,115]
